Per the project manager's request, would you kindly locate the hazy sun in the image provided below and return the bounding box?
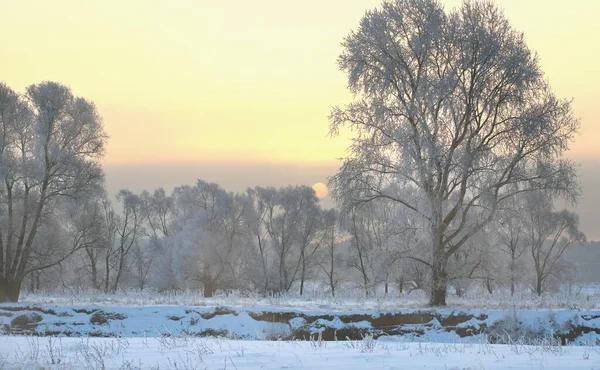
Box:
[312,182,329,199]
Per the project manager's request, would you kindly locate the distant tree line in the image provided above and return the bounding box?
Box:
[0,0,585,304]
[16,179,585,302]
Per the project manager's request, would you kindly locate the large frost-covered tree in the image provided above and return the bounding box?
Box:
[0,81,106,302]
[330,0,579,305]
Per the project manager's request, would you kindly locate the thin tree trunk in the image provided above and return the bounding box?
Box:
[329,245,335,297]
[112,252,126,293]
[257,234,269,293]
[87,247,99,290]
[299,250,306,296]
[91,260,98,290]
[203,264,214,298]
[510,246,516,296]
[279,242,286,292]
[29,275,35,293]
[354,244,369,297]
[104,253,111,293]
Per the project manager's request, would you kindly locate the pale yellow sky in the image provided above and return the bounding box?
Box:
[1,0,600,235]
[2,0,598,165]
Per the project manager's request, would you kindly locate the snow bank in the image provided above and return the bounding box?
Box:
[1,304,599,345]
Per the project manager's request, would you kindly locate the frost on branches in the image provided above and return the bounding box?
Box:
[0,82,107,302]
[329,0,580,305]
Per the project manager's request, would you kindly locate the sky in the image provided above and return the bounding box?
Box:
[1,0,599,238]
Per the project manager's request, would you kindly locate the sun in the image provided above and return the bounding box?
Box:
[312,182,329,199]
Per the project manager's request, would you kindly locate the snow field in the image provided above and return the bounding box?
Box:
[15,283,600,311]
[3,286,600,369]
[1,335,600,369]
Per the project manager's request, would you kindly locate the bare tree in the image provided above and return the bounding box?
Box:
[101,197,118,292]
[244,187,274,293]
[295,188,322,296]
[0,81,106,302]
[446,230,497,296]
[343,199,407,297]
[329,0,579,305]
[259,186,319,293]
[265,187,299,293]
[172,180,247,297]
[140,188,174,242]
[131,243,152,291]
[495,196,529,295]
[103,190,143,293]
[132,188,175,291]
[23,197,104,293]
[345,209,371,296]
[523,191,585,295]
[320,209,344,297]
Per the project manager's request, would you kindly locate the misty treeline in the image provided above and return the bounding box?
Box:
[17,179,585,302]
[0,0,586,304]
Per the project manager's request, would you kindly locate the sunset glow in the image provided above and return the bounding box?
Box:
[1,0,598,237]
[312,182,329,199]
[2,1,598,166]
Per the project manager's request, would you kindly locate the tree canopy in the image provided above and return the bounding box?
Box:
[329,0,580,305]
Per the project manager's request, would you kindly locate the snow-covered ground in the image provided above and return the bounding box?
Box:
[1,335,600,369]
[3,286,600,369]
[15,283,600,310]
[1,302,600,369]
[2,303,600,343]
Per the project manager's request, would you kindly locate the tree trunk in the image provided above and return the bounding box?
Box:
[35,272,40,292]
[257,238,269,294]
[90,254,99,290]
[203,264,214,298]
[0,278,22,302]
[356,249,369,298]
[86,247,100,290]
[91,263,98,290]
[299,251,306,296]
[112,250,126,293]
[203,280,214,298]
[330,278,335,297]
[509,249,516,296]
[28,275,35,293]
[279,245,286,292]
[429,242,447,306]
[104,253,111,293]
[329,247,335,297]
[430,279,447,306]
